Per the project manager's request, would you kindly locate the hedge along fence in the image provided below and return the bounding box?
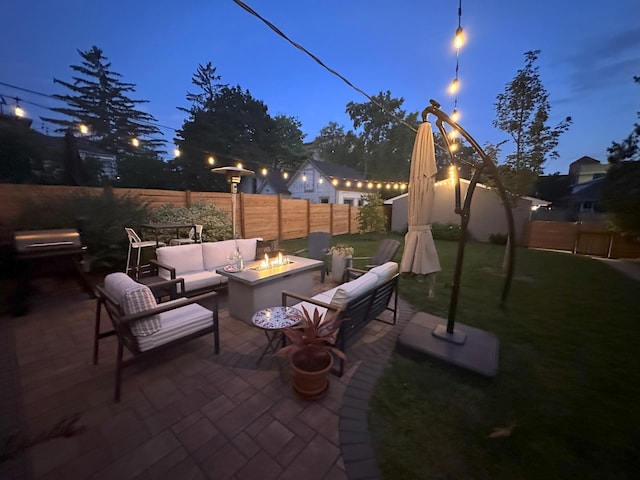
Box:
[0,183,363,241]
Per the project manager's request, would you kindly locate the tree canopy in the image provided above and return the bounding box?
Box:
[42,46,164,158]
[492,50,572,197]
[172,62,307,191]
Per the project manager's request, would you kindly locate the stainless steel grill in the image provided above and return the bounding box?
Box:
[14,229,84,258]
[12,228,91,316]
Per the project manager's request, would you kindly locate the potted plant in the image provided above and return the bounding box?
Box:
[278,306,346,399]
[329,243,354,282]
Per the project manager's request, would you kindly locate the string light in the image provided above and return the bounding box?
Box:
[450,0,464,120]
[207,156,215,166]
[131,138,140,147]
[261,167,267,176]
[14,98,24,117]
[173,147,181,157]
[236,162,243,169]
[283,171,289,179]
[79,124,89,135]
[318,177,323,184]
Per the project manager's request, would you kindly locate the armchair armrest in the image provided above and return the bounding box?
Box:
[146,278,185,301]
[293,247,308,256]
[345,267,367,280]
[149,259,176,279]
[281,290,341,312]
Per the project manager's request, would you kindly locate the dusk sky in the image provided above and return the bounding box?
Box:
[1,0,638,176]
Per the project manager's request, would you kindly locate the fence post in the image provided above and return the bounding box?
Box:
[306,199,311,236]
[278,194,283,241]
[185,190,192,208]
[329,203,334,235]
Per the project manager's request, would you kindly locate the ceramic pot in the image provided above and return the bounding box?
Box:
[330,253,351,282]
[290,348,333,399]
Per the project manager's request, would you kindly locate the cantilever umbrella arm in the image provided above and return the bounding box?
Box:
[421,99,516,334]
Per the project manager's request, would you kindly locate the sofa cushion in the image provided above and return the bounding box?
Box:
[236,238,261,262]
[178,271,226,293]
[103,272,161,337]
[368,262,399,285]
[330,271,379,308]
[202,240,237,270]
[156,244,204,276]
[137,303,213,352]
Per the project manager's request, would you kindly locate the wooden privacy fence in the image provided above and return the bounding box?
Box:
[0,183,364,241]
[524,221,640,259]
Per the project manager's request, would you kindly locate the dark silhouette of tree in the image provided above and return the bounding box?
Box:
[174,62,307,191]
[42,46,164,158]
[493,50,572,197]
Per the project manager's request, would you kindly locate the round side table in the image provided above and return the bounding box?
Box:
[251,306,303,364]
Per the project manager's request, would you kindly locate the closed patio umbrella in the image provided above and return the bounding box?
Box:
[400,121,441,294]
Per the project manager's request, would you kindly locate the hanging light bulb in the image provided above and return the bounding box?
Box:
[236,162,243,169]
[261,167,268,176]
[449,142,459,152]
[283,171,289,179]
[448,129,458,140]
[357,181,362,188]
[208,156,215,166]
[345,180,351,187]
[79,124,89,135]
[451,108,460,122]
[449,78,459,94]
[173,147,181,157]
[131,138,140,147]
[14,98,24,118]
[332,178,338,186]
[376,183,382,189]
[367,182,373,189]
[454,26,465,49]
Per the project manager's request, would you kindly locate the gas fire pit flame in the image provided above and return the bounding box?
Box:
[257,251,290,270]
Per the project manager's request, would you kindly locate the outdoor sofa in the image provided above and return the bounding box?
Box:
[150,237,262,296]
[282,261,399,376]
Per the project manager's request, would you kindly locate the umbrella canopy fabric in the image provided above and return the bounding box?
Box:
[400,121,441,276]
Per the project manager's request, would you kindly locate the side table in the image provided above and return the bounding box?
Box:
[251,306,303,364]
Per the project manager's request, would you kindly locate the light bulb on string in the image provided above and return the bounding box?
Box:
[207,156,215,166]
[131,138,140,147]
[451,108,460,122]
[261,167,267,176]
[14,98,24,118]
[448,78,459,94]
[79,124,89,135]
[283,171,289,180]
[173,147,181,158]
[454,26,465,49]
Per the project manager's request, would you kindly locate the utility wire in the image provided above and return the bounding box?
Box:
[232,0,418,133]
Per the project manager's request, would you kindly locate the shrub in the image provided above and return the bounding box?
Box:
[489,233,508,245]
[151,203,232,242]
[357,192,387,233]
[12,187,151,272]
[431,222,464,241]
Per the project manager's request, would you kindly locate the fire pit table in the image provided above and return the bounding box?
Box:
[216,255,323,324]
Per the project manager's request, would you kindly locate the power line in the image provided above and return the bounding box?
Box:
[232,0,418,134]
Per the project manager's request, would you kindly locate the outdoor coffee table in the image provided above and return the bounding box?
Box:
[251,306,304,364]
[216,255,323,324]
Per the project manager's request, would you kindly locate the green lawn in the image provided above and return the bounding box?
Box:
[284,233,640,480]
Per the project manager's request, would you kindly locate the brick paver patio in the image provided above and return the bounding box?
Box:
[1,271,413,480]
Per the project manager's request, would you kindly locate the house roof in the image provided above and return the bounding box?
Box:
[570,176,604,201]
[308,159,364,181]
[570,156,600,166]
[258,170,291,195]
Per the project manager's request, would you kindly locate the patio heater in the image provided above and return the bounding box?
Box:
[212,166,254,239]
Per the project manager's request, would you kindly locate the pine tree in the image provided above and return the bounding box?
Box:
[42,46,164,157]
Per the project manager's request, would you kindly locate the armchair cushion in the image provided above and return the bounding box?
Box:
[137,303,213,352]
[330,271,379,308]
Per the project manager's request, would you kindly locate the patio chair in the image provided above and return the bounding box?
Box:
[93,272,219,401]
[125,227,164,279]
[293,231,331,282]
[348,238,401,271]
[169,224,203,246]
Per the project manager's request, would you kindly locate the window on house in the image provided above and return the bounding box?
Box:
[580,201,594,213]
[343,199,354,206]
[303,171,315,192]
[320,197,329,204]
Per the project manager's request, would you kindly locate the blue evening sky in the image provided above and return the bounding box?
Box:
[1,0,638,175]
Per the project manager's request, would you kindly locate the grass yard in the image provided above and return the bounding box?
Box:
[283,233,639,479]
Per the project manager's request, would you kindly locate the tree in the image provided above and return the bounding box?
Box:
[602,75,640,235]
[493,50,572,197]
[315,122,364,170]
[174,62,307,191]
[357,192,387,233]
[345,91,416,180]
[42,46,164,158]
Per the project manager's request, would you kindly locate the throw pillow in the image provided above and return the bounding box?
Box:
[256,239,280,260]
[122,285,162,337]
[330,272,379,308]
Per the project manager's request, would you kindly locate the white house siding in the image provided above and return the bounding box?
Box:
[288,166,337,203]
[387,180,533,244]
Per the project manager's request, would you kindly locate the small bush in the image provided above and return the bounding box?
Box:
[489,233,508,245]
[152,203,232,242]
[357,193,387,233]
[431,222,463,241]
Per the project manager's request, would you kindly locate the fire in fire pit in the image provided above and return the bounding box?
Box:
[252,251,292,271]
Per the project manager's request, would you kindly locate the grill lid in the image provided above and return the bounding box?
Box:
[14,229,83,255]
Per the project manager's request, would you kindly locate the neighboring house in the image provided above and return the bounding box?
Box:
[74,136,118,180]
[568,156,610,185]
[240,170,291,196]
[385,178,534,244]
[287,158,375,205]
